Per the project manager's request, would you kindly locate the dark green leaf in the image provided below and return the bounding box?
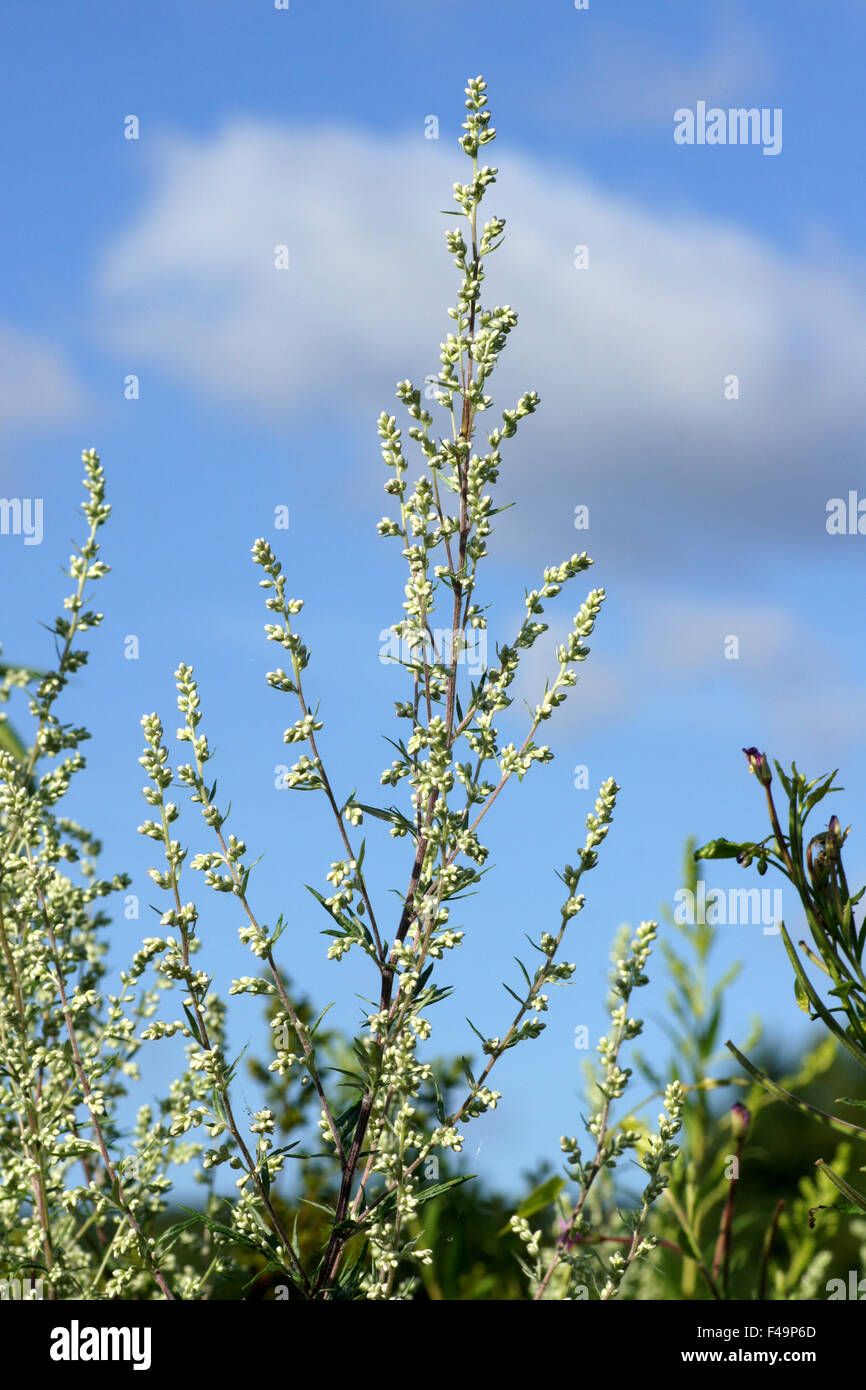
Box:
[498,1175,565,1234]
[694,839,748,861]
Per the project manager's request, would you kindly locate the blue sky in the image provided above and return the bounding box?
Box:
[2,0,865,1196]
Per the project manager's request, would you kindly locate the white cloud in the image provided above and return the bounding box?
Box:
[93,119,866,560]
[95,124,452,419]
[636,597,799,675]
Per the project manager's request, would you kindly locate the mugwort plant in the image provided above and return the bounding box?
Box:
[0,77,682,1300]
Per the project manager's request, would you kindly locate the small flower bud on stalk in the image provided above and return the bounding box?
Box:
[743,747,772,787]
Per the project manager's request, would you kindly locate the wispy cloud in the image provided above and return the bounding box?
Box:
[93,120,866,567]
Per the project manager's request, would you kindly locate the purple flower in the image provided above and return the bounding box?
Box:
[742,748,772,787]
[825,815,847,858]
[731,1102,751,1138]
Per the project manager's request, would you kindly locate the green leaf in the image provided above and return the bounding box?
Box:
[414,1174,476,1210]
[828,980,859,1003]
[513,956,532,991]
[240,1259,284,1294]
[299,1197,337,1218]
[306,884,352,931]
[269,1142,301,1161]
[171,1206,279,1259]
[310,1001,336,1038]
[154,1217,200,1262]
[808,1202,866,1229]
[355,802,417,837]
[794,976,812,1015]
[814,1160,866,1214]
[182,1002,203,1044]
[331,1245,367,1300]
[498,1175,565,1234]
[431,1073,447,1126]
[224,1043,248,1086]
[211,1089,228,1126]
[376,1174,476,1222]
[777,924,866,1072]
[725,1041,866,1139]
[694,839,747,861]
[336,1098,363,1149]
[0,719,29,763]
[802,772,842,817]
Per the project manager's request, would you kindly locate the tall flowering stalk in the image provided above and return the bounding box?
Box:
[508,924,684,1300]
[0,77,681,1300]
[149,74,628,1300]
[0,453,179,1299]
